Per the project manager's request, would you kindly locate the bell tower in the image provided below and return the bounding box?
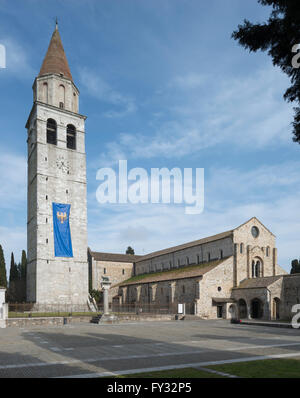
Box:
[25,23,89,306]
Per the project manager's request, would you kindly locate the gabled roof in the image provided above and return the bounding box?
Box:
[233,275,282,289]
[38,24,73,81]
[135,230,233,263]
[90,251,142,263]
[234,217,275,237]
[117,257,231,287]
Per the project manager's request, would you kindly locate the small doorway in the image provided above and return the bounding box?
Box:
[250,298,263,319]
[238,299,247,319]
[273,298,280,320]
[229,304,237,319]
[217,305,223,318]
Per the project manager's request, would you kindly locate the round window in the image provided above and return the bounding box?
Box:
[251,226,259,238]
[218,286,222,292]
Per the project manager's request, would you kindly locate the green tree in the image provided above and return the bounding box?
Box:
[9,252,19,283]
[8,252,20,302]
[291,259,300,274]
[232,0,300,143]
[126,246,135,255]
[20,250,27,280]
[0,245,7,288]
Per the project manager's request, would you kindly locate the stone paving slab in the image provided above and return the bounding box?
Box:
[0,320,300,377]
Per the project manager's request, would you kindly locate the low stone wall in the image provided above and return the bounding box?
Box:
[117,314,174,322]
[6,313,174,327]
[7,316,93,327]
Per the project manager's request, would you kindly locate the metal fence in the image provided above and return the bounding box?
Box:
[8,301,195,316]
[111,302,195,315]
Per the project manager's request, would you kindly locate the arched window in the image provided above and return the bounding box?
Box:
[266,246,270,257]
[43,82,48,103]
[252,260,255,278]
[72,92,77,112]
[67,124,76,149]
[58,84,65,109]
[220,249,223,259]
[240,243,244,254]
[46,118,57,145]
[186,257,189,265]
[255,261,260,277]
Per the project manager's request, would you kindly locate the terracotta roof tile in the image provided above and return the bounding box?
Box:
[135,230,233,263]
[233,275,282,289]
[117,257,231,287]
[39,26,73,81]
[90,251,142,263]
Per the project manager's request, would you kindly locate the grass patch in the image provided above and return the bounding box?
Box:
[207,359,300,378]
[107,368,225,378]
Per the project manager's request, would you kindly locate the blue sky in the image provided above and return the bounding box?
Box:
[0,0,299,273]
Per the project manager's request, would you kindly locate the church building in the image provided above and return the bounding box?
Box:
[25,24,300,322]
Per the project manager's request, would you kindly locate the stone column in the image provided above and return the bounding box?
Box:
[247,245,251,279]
[169,282,176,303]
[103,285,109,315]
[101,278,111,315]
[233,244,238,287]
[136,286,142,303]
[122,287,128,305]
[150,284,157,303]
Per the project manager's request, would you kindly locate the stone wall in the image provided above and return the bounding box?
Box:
[196,256,234,319]
[89,256,134,303]
[26,74,89,305]
[135,236,233,275]
[281,274,300,320]
[233,218,280,285]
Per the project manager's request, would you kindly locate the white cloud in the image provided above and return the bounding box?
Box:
[88,160,300,272]
[0,225,26,275]
[0,37,34,77]
[78,67,136,117]
[0,150,27,207]
[92,65,293,167]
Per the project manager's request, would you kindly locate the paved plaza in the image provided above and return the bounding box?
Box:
[0,320,300,377]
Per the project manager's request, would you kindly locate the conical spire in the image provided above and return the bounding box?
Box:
[38,22,73,81]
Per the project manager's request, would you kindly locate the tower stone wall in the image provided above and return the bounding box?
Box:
[26,26,88,305]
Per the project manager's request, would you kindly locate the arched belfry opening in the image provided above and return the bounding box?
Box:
[67,124,76,150]
[46,118,57,145]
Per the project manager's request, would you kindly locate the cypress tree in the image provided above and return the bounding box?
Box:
[291,259,300,274]
[0,245,7,288]
[20,250,27,280]
[20,250,27,302]
[9,252,19,283]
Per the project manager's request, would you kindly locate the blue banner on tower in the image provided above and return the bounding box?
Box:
[52,202,73,257]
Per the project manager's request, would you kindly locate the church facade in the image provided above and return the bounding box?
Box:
[114,217,300,321]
